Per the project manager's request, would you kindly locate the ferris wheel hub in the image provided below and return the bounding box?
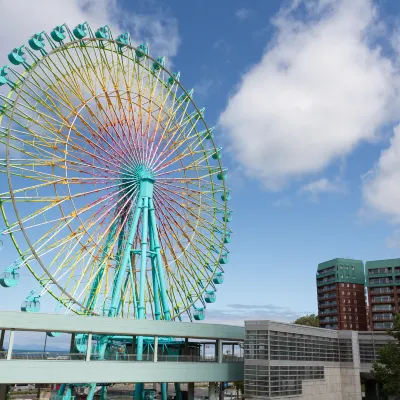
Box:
[120,164,155,197]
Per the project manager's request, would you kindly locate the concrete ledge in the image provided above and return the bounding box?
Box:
[0,312,244,340]
[0,361,244,384]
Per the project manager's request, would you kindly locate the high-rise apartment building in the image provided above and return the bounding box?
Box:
[317,258,368,331]
[365,258,400,331]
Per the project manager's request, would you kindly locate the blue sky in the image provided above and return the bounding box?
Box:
[2,0,400,327]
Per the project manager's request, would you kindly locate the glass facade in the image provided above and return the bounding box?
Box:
[244,327,356,398]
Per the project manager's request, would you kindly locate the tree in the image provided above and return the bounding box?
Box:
[293,314,319,327]
[233,381,243,399]
[373,313,400,399]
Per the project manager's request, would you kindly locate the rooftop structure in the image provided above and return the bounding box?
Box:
[317,258,368,331]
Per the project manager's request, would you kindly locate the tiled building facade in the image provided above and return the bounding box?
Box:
[317,259,368,331]
[366,258,400,331]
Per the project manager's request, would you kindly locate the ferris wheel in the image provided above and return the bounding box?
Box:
[0,22,232,323]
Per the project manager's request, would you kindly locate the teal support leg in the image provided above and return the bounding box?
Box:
[87,383,97,400]
[134,383,143,400]
[161,383,167,400]
[100,385,107,400]
[86,220,118,312]
[58,384,66,397]
[108,198,143,317]
[128,258,138,317]
[149,224,161,321]
[149,198,170,320]
[64,386,72,400]
[174,383,182,400]
[136,197,149,361]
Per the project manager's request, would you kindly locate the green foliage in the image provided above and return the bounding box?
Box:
[293,314,319,327]
[234,381,243,398]
[373,313,400,399]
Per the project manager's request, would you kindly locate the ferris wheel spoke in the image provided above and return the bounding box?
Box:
[153,187,224,263]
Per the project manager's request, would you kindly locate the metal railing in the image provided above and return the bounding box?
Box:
[1,351,243,363]
[10,352,86,360]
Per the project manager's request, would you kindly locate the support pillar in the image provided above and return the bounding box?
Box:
[69,333,75,355]
[0,385,7,400]
[217,339,223,363]
[86,333,92,361]
[208,383,217,400]
[132,336,136,356]
[161,383,167,400]
[187,383,194,400]
[184,337,189,356]
[232,344,235,357]
[87,384,97,400]
[153,337,158,362]
[100,385,107,400]
[174,383,182,400]
[135,383,143,400]
[219,383,224,400]
[6,329,14,360]
[0,330,5,350]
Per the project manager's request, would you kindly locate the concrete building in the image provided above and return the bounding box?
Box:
[365,258,400,331]
[317,258,368,331]
[244,320,392,400]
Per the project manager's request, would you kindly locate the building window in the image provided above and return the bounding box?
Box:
[342,291,345,295]
[356,324,359,329]
[347,284,350,287]
[341,283,344,287]
[354,300,357,304]
[349,307,351,312]
[356,316,358,320]
[355,308,357,312]
[344,324,347,328]
[353,284,355,288]
[347,292,350,295]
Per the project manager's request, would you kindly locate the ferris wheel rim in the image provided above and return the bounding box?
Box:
[1,33,230,319]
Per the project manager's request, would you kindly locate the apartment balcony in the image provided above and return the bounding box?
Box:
[372,305,393,312]
[369,278,393,285]
[320,317,338,324]
[319,301,337,308]
[371,296,394,303]
[372,314,393,321]
[324,324,338,329]
[318,293,336,301]
[317,285,336,294]
[368,268,392,275]
[374,322,393,330]
[319,309,337,316]
[317,266,336,276]
[370,288,393,294]
[317,277,336,286]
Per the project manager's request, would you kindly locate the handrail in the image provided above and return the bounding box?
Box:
[0,351,243,363]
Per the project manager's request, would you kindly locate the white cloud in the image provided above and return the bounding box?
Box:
[362,124,400,222]
[272,196,292,207]
[235,8,252,21]
[299,177,344,202]
[0,0,179,66]
[219,0,397,190]
[386,229,400,248]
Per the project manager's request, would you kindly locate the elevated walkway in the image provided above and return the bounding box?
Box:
[0,312,244,384]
